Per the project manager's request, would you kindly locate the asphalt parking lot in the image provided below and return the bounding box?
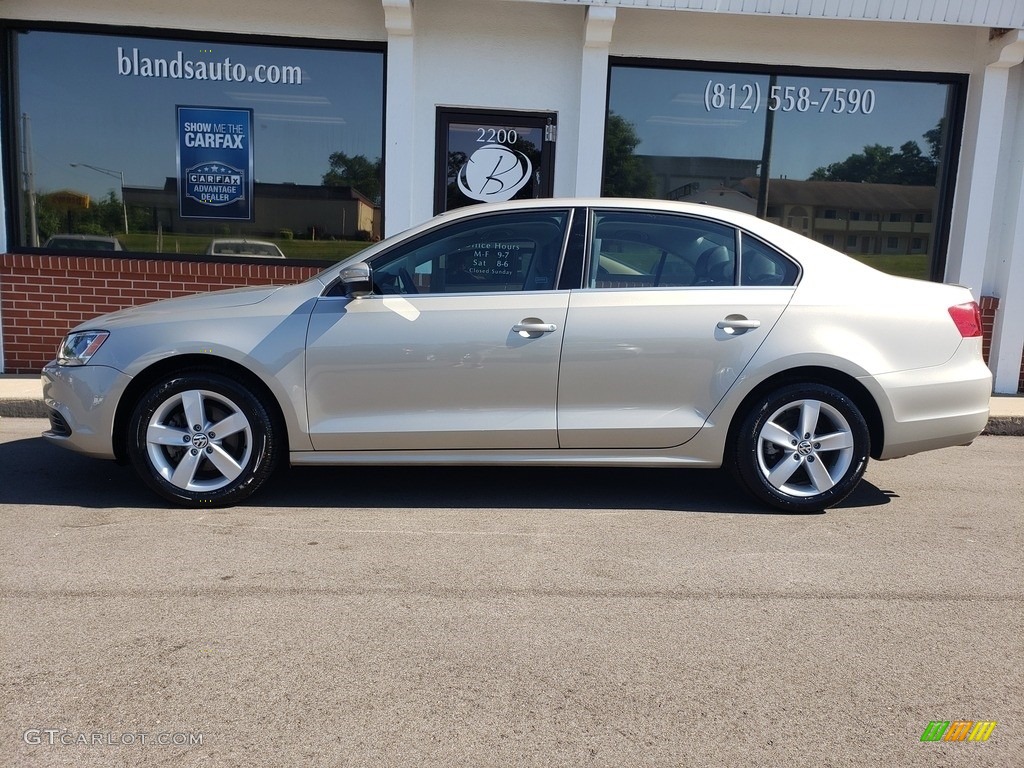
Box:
[1,417,1021,767]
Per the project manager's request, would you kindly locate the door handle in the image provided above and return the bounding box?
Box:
[717,316,761,335]
[513,319,557,337]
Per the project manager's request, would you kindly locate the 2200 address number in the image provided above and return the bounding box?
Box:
[704,81,876,115]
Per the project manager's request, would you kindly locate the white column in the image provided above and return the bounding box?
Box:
[947,34,1024,298]
[382,0,415,236]
[574,6,615,196]
[947,31,1024,393]
[989,50,1024,393]
[991,157,1024,392]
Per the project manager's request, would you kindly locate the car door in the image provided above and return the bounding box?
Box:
[305,209,572,451]
[557,209,798,449]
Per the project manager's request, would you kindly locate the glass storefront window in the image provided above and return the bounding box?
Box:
[604,62,964,280]
[5,27,384,261]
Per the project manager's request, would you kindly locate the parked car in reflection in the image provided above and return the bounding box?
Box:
[44,234,124,251]
[205,238,286,259]
[42,198,991,512]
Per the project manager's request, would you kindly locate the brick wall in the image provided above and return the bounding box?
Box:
[979,295,998,365]
[1,254,321,373]
[979,295,1024,393]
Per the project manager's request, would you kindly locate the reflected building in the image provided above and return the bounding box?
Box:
[739,178,934,257]
[124,179,380,241]
[646,159,935,258]
[637,155,760,214]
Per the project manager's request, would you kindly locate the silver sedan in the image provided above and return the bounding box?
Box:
[42,199,992,511]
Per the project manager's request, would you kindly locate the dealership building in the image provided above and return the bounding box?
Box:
[1,0,1022,392]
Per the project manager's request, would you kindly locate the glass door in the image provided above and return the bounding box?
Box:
[435,107,556,214]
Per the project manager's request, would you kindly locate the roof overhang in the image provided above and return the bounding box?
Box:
[500,0,1023,30]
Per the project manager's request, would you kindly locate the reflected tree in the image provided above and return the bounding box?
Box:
[601,112,655,198]
[809,121,943,186]
[35,190,144,240]
[323,152,382,203]
[446,150,469,185]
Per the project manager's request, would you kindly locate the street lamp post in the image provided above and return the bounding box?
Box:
[69,163,128,235]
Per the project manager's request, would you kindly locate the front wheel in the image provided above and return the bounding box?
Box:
[127,372,279,507]
[731,383,870,513]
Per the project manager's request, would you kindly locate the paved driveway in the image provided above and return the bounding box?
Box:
[1,419,1021,767]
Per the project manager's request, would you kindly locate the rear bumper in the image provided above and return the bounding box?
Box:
[41,362,131,460]
[871,348,992,460]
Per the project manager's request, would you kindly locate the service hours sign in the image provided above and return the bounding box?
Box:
[176,105,254,220]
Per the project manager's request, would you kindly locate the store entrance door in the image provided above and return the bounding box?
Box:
[435,107,556,215]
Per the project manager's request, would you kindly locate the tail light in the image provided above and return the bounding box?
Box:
[948,302,982,338]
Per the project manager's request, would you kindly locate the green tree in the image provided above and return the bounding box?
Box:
[601,112,655,198]
[323,152,382,203]
[35,190,127,238]
[33,198,63,241]
[91,190,126,234]
[923,118,945,162]
[809,135,940,186]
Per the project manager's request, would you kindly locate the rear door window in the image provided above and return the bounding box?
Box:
[588,210,737,288]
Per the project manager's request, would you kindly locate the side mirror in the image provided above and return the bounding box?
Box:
[339,262,373,298]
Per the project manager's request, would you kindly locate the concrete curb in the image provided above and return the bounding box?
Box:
[983,417,1024,437]
[0,400,49,418]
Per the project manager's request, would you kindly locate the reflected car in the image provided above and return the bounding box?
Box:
[44,234,124,251]
[42,199,992,511]
[205,238,286,259]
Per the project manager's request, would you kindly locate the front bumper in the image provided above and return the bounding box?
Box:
[41,362,132,460]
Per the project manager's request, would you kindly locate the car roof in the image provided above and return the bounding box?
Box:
[46,234,118,241]
[209,239,282,250]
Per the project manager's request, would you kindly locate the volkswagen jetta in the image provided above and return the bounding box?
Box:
[42,199,992,511]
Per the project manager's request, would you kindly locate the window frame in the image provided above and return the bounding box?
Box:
[604,57,968,283]
[433,106,557,216]
[583,208,800,290]
[0,20,386,265]
[326,207,575,297]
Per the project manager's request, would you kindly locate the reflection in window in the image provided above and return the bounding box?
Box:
[741,235,799,287]
[368,211,569,295]
[586,210,799,289]
[604,63,963,280]
[9,27,384,261]
[588,211,738,289]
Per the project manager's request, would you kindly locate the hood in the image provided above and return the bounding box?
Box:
[75,285,282,331]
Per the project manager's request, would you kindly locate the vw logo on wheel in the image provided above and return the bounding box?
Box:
[191,433,210,450]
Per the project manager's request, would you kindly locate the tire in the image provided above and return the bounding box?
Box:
[731,383,870,513]
[127,371,279,507]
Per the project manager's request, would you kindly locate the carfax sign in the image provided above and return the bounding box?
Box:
[176,106,253,220]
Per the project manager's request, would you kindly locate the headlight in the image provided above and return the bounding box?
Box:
[57,330,109,366]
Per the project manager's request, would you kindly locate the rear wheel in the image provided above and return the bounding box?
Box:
[127,372,279,507]
[731,383,870,512]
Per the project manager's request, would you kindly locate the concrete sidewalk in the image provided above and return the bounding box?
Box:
[2,373,1021,435]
